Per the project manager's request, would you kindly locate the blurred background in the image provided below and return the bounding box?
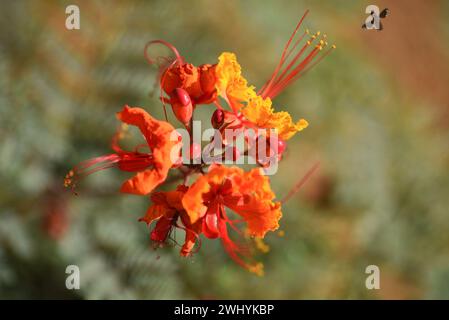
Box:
[1,0,449,299]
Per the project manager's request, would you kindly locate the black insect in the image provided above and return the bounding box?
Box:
[362,8,390,30]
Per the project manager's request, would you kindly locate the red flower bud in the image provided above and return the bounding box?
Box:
[211,109,224,129]
[276,139,287,155]
[171,88,193,126]
[175,88,191,106]
[203,210,219,239]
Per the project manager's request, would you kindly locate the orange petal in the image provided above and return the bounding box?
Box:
[179,213,202,257]
[226,168,282,238]
[181,174,210,224]
[140,204,172,225]
[182,164,243,224]
[139,191,171,224]
[182,164,281,238]
[164,186,187,211]
[197,64,218,104]
[215,52,256,111]
[117,105,181,195]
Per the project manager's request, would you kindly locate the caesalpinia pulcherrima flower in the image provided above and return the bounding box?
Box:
[65,105,181,195]
[66,10,333,275]
[139,185,201,257]
[182,164,281,275]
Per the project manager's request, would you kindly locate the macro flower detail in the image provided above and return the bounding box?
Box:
[162,62,217,106]
[182,164,281,274]
[67,10,333,275]
[64,105,181,195]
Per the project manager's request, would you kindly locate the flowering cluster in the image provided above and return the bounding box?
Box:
[65,11,334,275]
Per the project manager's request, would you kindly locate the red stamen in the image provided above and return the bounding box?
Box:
[216,205,256,271]
[283,31,307,62]
[175,222,202,256]
[281,161,320,204]
[65,152,154,192]
[287,45,336,82]
[64,154,121,191]
[259,10,335,100]
[268,45,320,99]
[144,39,184,66]
[269,41,311,93]
[259,10,309,97]
[144,40,184,122]
[159,60,178,122]
[118,153,153,172]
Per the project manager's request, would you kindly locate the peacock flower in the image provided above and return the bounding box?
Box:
[64,105,182,195]
[214,53,308,141]
[66,11,331,275]
[162,62,217,106]
[144,40,217,127]
[213,10,335,142]
[139,185,202,257]
[242,93,309,141]
[182,164,282,275]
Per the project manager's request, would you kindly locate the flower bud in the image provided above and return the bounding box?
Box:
[171,88,193,126]
[175,87,191,106]
[202,210,219,239]
[211,109,224,129]
[276,139,287,155]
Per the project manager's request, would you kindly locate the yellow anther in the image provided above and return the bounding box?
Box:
[305,29,310,34]
[64,178,71,187]
[255,237,270,253]
[332,44,336,49]
[316,31,321,36]
[306,40,311,45]
[248,263,264,277]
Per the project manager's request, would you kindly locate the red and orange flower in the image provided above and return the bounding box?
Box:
[65,105,181,195]
[66,11,333,274]
[182,164,281,275]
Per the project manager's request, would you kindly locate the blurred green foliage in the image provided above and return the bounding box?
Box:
[1,0,449,299]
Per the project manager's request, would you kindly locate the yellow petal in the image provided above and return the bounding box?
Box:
[242,95,308,140]
[215,52,256,110]
[215,53,308,140]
